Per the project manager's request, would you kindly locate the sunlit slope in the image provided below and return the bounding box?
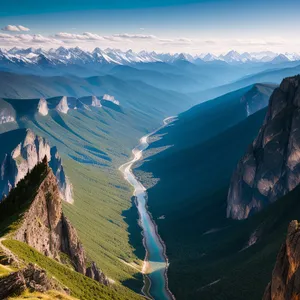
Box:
[0,90,189,292]
[13,106,150,290]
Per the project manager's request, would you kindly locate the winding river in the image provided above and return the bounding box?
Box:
[119,117,175,300]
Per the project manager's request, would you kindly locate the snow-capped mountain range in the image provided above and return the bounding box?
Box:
[1,47,300,66]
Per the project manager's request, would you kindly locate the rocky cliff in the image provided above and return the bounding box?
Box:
[227,76,300,219]
[91,95,102,107]
[56,96,69,114]
[1,94,115,122]
[37,98,49,116]
[50,146,73,203]
[11,160,109,285]
[0,263,66,299]
[102,94,120,105]
[0,98,16,125]
[0,129,73,203]
[262,220,300,300]
[77,96,102,108]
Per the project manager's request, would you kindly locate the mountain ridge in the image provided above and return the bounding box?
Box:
[227,75,300,219]
[2,47,300,65]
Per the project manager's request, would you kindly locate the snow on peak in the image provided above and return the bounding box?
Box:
[1,47,300,66]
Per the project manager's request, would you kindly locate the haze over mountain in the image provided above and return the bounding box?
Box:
[129,75,300,300]
[2,40,300,300]
[3,47,300,66]
[2,0,300,298]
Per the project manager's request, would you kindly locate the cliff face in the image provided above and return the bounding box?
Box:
[0,129,73,203]
[0,98,16,125]
[91,95,102,107]
[50,147,73,203]
[77,96,102,109]
[263,220,300,300]
[37,98,49,116]
[227,76,300,219]
[56,96,69,114]
[13,163,109,285]
[1,94,116,123]
[102,94,120,105]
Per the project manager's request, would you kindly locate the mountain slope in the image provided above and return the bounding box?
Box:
[132,84,277,299]
[142,83,275,156]
[0,72,195,124]
[263,220,300,300]
[227,76,300,220]
[0,81,188,293]
[0,159,143,299]
[190,64,300,103]
[0,129,72,202]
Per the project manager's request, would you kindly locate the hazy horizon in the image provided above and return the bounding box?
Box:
[1,0,300,54]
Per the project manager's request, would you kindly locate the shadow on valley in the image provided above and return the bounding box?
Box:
[132,88,284,299]
[122,197,145,261]
[51,111,91,144]
[121,196,145,292]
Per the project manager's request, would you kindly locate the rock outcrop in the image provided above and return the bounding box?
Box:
[77,96,102,109]
[0,263,66,299]
[0,98,16,124]
[37,98,49,116]
[262,220,300,300]
[86,262,110,286]
[92,96,102,107]
[0,129,73,203]
[50,147,73,203]
[227,76,300,219]
[56,96,69,114]
[102,94,120,105]
[13,161,109,285]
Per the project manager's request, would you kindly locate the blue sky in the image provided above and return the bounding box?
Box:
[1,0,300,53]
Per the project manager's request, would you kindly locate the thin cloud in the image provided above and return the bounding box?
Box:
[2,25,30,32]
[0,31,298,54]
[17,25,30,32]
[113,33,156,39]
[0,33,62,47]
[55,32,104,41]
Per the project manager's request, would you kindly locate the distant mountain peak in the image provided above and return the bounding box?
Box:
[0,47,299,67]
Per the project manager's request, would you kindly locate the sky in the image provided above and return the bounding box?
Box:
[1,0,300,54]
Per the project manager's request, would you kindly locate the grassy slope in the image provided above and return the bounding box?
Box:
[9,290,79,300]
[2,85,192,293]
[19,107,151,291]
[3,240,143,300]
[0,161,143,300]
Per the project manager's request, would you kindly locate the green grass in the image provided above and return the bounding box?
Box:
[3,239,144,300]
[133,102,286,299]
[0,87,190,294]
[9,289,79,300]
[0,263,14,277]
[16,107,153,291]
